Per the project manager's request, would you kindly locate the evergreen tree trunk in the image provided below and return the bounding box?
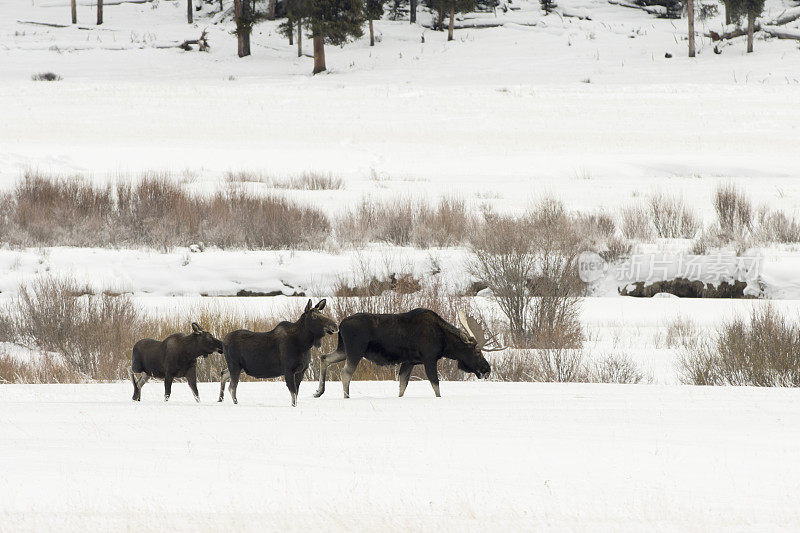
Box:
[410,0,416,22]
[187,0,193,23]
[97,0,103,25]
[220,0,224,11]
[313,34,326,74]
[724,2,731,25]
[71,0,77,24]
[746,11,755,52]
[267,0,277,19]
[234,0,251,57]
[289,23,294,45]
[297,18,302,57]
[448,6,454,41]
[687,0,695,57]
[369,19,375,46]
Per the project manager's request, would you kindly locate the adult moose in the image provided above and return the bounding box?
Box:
[130,322,224,402]
[219,299,338,406]
[314,309,504,399]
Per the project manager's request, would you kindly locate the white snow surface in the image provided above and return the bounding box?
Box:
[2,381,800,531]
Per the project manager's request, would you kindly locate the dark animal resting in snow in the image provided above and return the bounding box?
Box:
[130,322,224,402]
[314,309,504,399]
[219,299,338,406]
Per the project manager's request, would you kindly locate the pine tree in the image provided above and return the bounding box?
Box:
[233,0,251,56]
[304,0,364,74]
[365,0,386,46]
[97,0,103,24]
[726,0,764,52]
[187,0,193,23]
[71,0,77,24]
[431,0,476,40]
[540,0,556,15]
[687,0,695,57]
[279,0,308,55]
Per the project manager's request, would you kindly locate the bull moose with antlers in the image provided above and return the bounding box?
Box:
[314,308,505,399]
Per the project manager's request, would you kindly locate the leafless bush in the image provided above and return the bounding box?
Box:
[334,196,475,247]
[0,172,329,250]
[620,205,654,240]
[714,183,752,235]
[0,354,85,384]
[649,193,701,238]
[589,353,647,384]
[0,276,144,379]
[678,305,800,386]
[271,172,344,190]
[753,206,800,244]
[470,200,585,347]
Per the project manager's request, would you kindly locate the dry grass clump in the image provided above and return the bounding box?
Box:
[678,305,800,386]
[0,172,329,250]
[649,192,701,239]
[0,353,85,384]
[335,196,475,247]
[487,349,646,383]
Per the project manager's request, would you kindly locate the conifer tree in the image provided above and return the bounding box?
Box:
[304,0,364,74]
[71,0,77,24]
[540,0,556,14]
[726,0,764,52]
[365,0,386,46]
[431,0,475,40]
[97,0,103,24]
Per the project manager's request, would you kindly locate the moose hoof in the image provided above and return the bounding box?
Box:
[313,390,323,398]
[164,395,170,402]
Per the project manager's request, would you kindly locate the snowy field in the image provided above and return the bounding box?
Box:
[2,381,800,531]
[2,0,800,528]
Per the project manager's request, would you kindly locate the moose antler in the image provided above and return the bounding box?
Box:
[458,310,506,352]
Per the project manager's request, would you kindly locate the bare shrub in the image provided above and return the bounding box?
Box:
[271,172,344,190]
[31,72,62,81]
[0,354,85,384]
[334,196,475,247]
[2,276,144,379]
[678,305,800,386]
[714,183,752,235]
[649,193,701,238]
[589,353,647,384]
[620,205,654,240]
[470,199,585,348]
[753,207,800,244]
[0,172,329,250]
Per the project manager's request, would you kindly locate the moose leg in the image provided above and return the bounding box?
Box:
[341,356,361,399]
[229,370,240,405]
[186,366,200,403]
[423,360,441,398]
[284,371,298,407]
[164,375,174,402]
[314,350,346,398]
[131,371,149,401]
[398,362,414,397]
[129,367,139,401]
[218,369,230,402]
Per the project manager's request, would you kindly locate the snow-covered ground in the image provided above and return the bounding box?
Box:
[2,381,800,531]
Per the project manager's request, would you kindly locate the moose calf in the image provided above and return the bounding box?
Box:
[131,322,224,402]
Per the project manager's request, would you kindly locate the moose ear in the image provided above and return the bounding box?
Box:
[191,322,202,334]
[304,299,313,313]
[315,299,327,310]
